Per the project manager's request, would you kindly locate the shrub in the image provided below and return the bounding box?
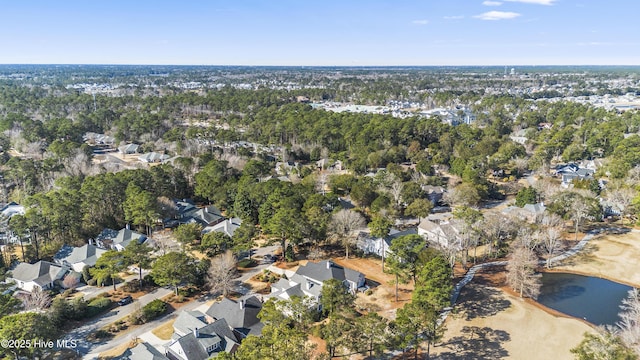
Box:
[129,309,144,325]
[92,329,112,339]
[141,299,167,322]
[285,244,295,262]
[122,280,142,293]
[237,258,256,268]
[87,297,112,317]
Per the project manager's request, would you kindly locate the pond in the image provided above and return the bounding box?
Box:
[537,272,633,326]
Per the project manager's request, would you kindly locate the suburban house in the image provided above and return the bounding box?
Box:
[356,228,418,258]
[0,202,26,245]
[269,260,365,307]
[206,217,242,237]
[8,261,69,292]
[118,143,140,155]
[54,244,108,272]
[185,206,225,231]
[422,185,446,204]
[316,159,344,171]
[138,152,170,163]
[166,310,240,360]
[418,217,465,250]
[554,163,595,187]
[127,342,169,360]
[95,227,147,251]
[1,202,25,218]
[275,161,299,176]
[502,202,547,223]
[84,132,115,146]
[205,296,264,337]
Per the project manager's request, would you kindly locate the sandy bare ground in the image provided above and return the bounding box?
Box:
[431,227,640,360]
[553,228,640,287]
[432,281,593,360]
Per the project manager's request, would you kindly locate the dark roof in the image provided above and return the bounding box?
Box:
[295,260,362,285]
[205,296,263,333]
[188,206,223,227]
[96,228,146,249]
[169,318,240,360]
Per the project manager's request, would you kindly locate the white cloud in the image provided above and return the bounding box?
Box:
[443,15,465,20]
[412,19,429,25]
[474,11,521,20]
[503,0,556,5]
[482,1,503,6]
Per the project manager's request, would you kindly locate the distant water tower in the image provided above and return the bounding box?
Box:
[510,67,516,76]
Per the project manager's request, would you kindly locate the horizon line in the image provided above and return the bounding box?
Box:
[0,63,639,68]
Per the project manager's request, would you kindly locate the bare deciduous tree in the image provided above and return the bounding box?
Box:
[63,275,80,289]
[617,288,640,356]
[570,195,595,242]
[515,227,540,252]
[606,186,637,225]
[540,227,562,268]
[207,250,238,297]
[22,287,52,311]
[329,209,366,259]
[506,245,541,299]
[481,214,519,259]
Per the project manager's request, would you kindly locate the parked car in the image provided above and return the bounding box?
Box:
[117,295,133,306]
[262,254,276,264]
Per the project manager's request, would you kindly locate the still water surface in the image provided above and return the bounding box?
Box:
[537,272,632,325]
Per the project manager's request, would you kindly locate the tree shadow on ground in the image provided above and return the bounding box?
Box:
[437,326,510,359]
[456,285,512,321]
[558,243,598,266]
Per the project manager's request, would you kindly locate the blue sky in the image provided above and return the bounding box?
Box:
[0,0,637,66]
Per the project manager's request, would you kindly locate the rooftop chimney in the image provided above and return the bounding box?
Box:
[239,299,245,310]
[326,261,332,269]
[193,327,199,338]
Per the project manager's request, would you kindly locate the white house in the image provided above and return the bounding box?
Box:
[54,244,109,272]
[118,143,140,155]
[356,228,418,258]
[8,261,69,292]
[269,260,365,308]
[95,227,147,251]
[138,152,170,163]
[418,217,464,250]
[206,218,242,238]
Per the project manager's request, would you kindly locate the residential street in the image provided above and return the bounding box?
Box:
[75,245,279,358]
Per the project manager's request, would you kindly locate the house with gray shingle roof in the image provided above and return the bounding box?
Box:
[95,227,147,251]
[269,260,365,308]
[554,163,595,187]
[207,217,242,238]
[127,342,168,360]
[205,296,263,337]
[8,261,69,292]
[356,228,418,258]
[138,152,170,163]
[167,313,240,360]
[418,217,464,250]
[185,206,225,231]
[502,202,546,223]
[118,143,140,155]
[54,244,109,272]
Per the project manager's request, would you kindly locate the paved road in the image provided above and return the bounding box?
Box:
[65,286,173,356]
[77,245,280,358]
